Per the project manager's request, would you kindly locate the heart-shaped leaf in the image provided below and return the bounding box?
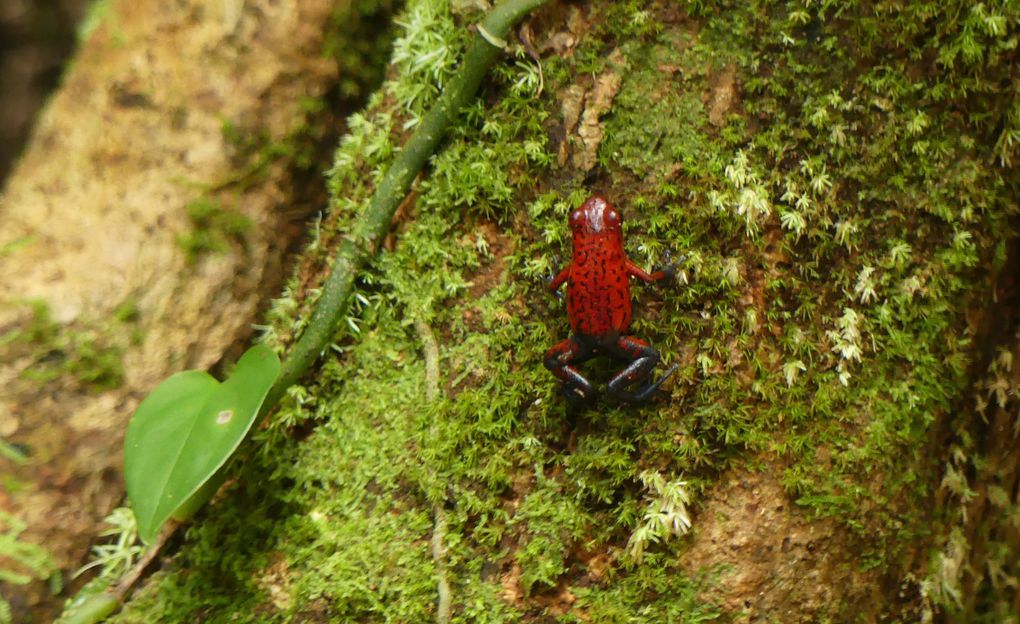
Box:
[124,344,280,543]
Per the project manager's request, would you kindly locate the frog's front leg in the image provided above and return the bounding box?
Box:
[626,251,684,284]
[544,335,596,403]
[547,262,570,297]
[606,336,678,403]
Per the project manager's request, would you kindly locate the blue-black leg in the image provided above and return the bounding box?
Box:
[606,336,677,403]
[544,335,596,405]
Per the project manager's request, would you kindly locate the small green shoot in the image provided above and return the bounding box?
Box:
[74,508,144,581]
[626,470,694,562]
[124,344,280,543]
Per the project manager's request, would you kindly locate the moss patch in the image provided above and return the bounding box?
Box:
[175,198,253,265]
[1,300,126,392]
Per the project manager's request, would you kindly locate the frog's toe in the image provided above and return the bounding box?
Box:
[610,364,678,403]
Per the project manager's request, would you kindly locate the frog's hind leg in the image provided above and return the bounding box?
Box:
[544,335,596,404]
[606,336,678,403]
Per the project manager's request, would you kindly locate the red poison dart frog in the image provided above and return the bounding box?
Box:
[544,195,678,404]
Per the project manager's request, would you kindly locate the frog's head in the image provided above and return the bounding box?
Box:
[569,195,623,240]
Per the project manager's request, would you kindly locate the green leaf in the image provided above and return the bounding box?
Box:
[124,344,280,543]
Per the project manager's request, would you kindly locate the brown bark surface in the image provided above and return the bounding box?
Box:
[679,466,883,621]
[0,0,339,617]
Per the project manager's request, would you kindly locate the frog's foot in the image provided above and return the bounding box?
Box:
[606,336,677,404]
[545,336,595,403]
[656,250,686,283]
[611,363,678,403]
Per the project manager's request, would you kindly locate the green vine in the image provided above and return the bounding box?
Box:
[264,0,550,409]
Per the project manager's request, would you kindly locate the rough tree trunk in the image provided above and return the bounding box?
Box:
[4,0,1019,623]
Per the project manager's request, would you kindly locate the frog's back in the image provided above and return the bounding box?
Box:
[567,236,631,337]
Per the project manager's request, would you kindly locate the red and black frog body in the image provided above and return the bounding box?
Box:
[544,195,678,404]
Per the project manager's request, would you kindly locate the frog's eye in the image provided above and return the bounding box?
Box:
[606,210,621,227]
[569,210,583,227]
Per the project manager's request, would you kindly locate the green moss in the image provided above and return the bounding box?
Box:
[324,0,394,102]
[116,0,1019,620]
[563,555,722,623]
[2,300,125,392]
[601,35,716,178]
[112,298,139,324]
[0,511,58,621]
[175,198,252,264]
[0,236,35,258]
[78,0,114,42]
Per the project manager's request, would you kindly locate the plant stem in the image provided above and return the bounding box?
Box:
[263,0,549,411]
[58,522,177,624]
[415,318,449,623]
[112,521,178,601]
